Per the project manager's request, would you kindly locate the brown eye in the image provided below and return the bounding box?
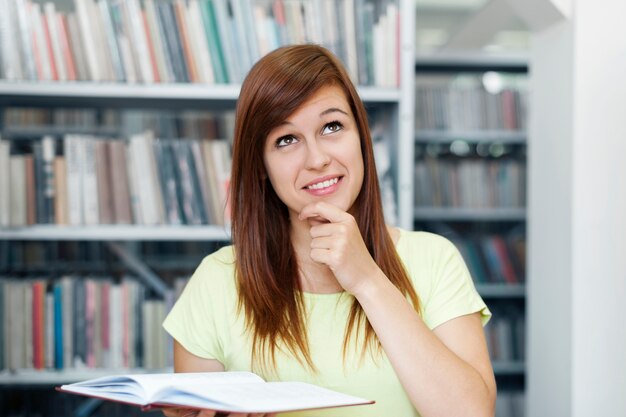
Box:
[275,135,298,148]
[322,121,343,135]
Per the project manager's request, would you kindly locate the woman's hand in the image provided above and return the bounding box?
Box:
[299,201,383,295]
[161,408,276,417]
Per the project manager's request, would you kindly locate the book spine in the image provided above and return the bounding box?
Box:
[9,155,27,227]
[0,140,11,227]
[53,282,63,369]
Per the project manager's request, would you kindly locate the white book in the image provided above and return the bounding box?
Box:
[126,0,153,83]
[15,0,37,80]
[0,0,21,80]
[108,284,123,369]
[97,0,125,81]
[87,0,115,81]
[373,13,385,87]
[129,132,163,225]
[44,2,67,81]
[64,135,84,225]
[24,281,33,369]
[30,3,52,80]
[187,0,215,84]
[82,136,100,225]
[58,371,373,413]
[74,0,101,81]
[9,155,27,227]
[385,3,398,87]
[0,139,10,227]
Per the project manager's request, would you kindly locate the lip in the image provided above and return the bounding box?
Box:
[302,175,344,196]
[302,175,343,189]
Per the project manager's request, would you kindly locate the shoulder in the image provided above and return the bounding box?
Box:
[197,245,236,271]
[187,245,237,292]
[395,229,460,262]
[394,229,468,294]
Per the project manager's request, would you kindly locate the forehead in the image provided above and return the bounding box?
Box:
[288,84,351,118]
[294,85,349,114]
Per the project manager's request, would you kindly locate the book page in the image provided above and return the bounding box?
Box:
[61,371,265,405]
[154,381,373,413]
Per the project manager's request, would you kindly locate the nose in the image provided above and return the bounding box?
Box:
[304,139,331,170]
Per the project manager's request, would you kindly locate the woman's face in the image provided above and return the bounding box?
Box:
[263,85,364,222]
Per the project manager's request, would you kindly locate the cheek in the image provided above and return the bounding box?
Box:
[264,156,295,194]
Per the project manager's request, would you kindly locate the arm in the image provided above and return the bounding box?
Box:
[300,202,496,417]
[356,273,496,417]
[166,342,276,417]
[161,342,225,417]
[173,340,225,373]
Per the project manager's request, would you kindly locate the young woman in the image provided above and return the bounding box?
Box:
[163,44,496,417]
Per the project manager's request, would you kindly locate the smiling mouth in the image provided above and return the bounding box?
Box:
[305,177,341,190]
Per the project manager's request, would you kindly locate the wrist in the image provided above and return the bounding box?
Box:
[350,267,389,302]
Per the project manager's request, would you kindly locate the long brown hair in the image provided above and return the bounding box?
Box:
[230,44,419,372]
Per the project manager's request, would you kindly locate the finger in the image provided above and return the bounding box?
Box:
[310,235,341,249]
[310,247,333,265]
[308,222,346,239]
[299,202,350,224]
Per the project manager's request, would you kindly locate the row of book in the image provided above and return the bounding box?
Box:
[414,157,527,208]
[485,305,525,362]
[0,0,400,87]
[0,133,232,227]
[452,234,526,285]
[415,82,527,131]
[0,275,189,372]
[3,107,236,142]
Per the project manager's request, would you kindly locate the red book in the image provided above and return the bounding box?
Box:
[492,236,518,284]
[85,280,96,368]
[24,155,37,225]
[42,11,58,80]
[32,281,46,369]
[174,0,197,82]
[58,15,77,81]
[101,281,110,352]
[142,10,160,83]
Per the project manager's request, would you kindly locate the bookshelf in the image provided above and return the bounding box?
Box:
[412,52,529,413]
[0,2,415,416]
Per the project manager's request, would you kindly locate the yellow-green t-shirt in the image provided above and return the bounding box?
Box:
[162,229,491,416]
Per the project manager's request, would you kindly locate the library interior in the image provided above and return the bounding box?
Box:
[0,0,624,416]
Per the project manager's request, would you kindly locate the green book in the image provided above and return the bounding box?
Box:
[200,0,229,84]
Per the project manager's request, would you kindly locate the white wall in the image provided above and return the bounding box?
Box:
[570,1,626,415]
[528,0,626,415]
[527,18,574,417]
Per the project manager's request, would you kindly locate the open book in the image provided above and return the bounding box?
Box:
[57,371,374,413]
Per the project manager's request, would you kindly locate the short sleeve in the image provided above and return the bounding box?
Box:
[162,252,234,363]
[413,234,491,330]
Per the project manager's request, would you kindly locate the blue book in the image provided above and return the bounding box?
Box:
[53,282,64,369]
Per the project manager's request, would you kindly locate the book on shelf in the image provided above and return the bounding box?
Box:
[0,275,177,371]
[414,155,526,209]
[57,371,374,413]
[415,75,527,131]
[450,235,526,285]
[0,0,399,86]
[484,305,525,363]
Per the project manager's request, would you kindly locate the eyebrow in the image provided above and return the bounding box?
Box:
[319,107,349,117]
[275,107,350,128]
